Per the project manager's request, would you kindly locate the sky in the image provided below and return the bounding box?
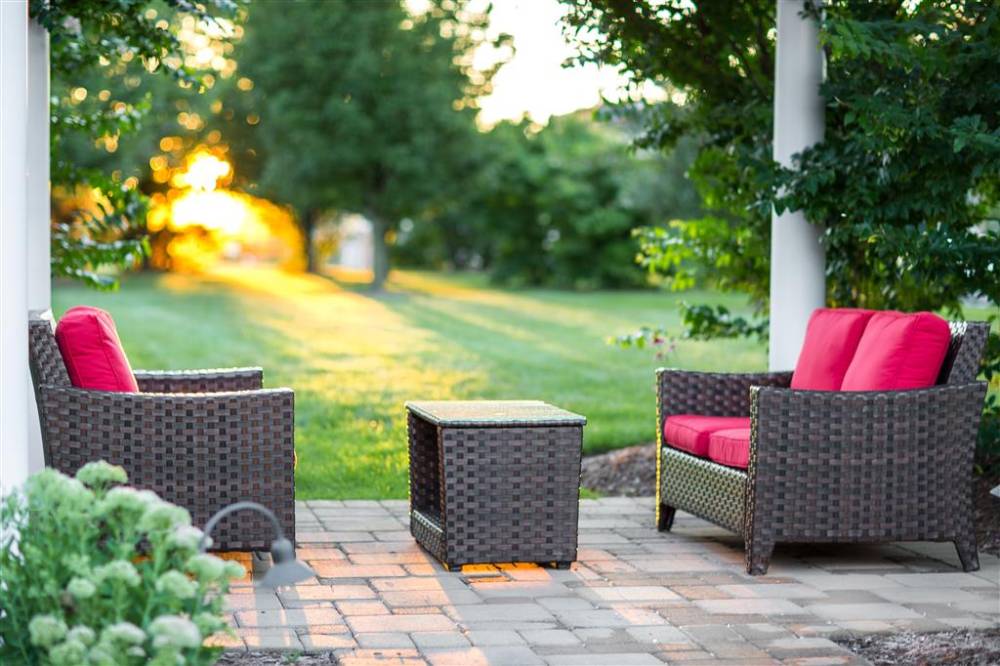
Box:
[474,0,648,126]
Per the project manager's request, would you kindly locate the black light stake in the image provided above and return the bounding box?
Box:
[200,501,314,589]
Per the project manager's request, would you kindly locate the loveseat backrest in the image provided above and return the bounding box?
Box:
[29,311,71,390]
[940,321,990,385]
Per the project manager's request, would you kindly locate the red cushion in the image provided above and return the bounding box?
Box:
[55,306,138,392]
[840,311,951,391]
[663,415,750,457]
[791,308,876,390]
[707,427,751,469]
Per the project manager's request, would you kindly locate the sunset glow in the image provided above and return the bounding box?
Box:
[147,149,303,272]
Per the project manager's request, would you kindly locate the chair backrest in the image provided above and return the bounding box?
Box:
[29,310,71,390]
[940,321,990,385]
[29,311,71,467]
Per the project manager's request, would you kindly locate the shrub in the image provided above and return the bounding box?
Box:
[0,462,244,665]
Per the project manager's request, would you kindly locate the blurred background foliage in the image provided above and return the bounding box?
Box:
[561,0,999,461]
[39,0,998,460]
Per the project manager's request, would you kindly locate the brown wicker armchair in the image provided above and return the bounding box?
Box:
[656,321,990,575]
[28,311,295,552]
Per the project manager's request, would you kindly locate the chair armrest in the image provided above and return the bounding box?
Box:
[657,369,792,419]
[133,367,264,393]
[746,382,988,546]
[37,386,295,550]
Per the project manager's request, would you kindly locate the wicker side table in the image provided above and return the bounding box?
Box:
[406,400,586,569]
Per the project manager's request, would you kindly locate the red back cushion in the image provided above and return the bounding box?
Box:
[55,306,139,392]
[840,311,951,391]
[791,308,876,390]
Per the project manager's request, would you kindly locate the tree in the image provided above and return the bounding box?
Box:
[395,112,702,289]
[32,0,242,289]
[562,0,1000,459]
[232,0,504,286]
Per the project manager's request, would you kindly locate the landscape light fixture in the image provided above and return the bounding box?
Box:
[200,501,314,588]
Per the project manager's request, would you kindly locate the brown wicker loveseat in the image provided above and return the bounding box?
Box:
[28,310,295,551]
[656,319,989,575]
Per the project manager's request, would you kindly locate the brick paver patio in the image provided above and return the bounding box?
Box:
[216,498,999,664]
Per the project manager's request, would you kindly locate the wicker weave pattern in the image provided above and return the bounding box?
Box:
[744,382,987,574]
[28,315,71,388]
[408,404,583,568]
[657,370,793,417]
[29,313,296,552]
[660,447,746,534]
[942,322,989,385]
[134,368,264,393]
[655,322,989,575]
[655,370,790,529]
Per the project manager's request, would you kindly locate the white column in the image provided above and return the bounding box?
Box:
[1,0,31,493]
[769,0,826,371]
[27,16,51,474]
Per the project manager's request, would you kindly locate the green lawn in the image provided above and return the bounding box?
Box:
[53,267,769,498]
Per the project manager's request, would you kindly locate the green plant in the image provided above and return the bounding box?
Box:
[31,0,242,289]
[0,462,244,665]
[232,0,506,285]
[562,0,1000,455]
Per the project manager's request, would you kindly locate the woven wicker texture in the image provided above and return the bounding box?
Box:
[656,322,989,575]
[408,404,583,568]
[657,370,794,417]
[29,312,296,552]
[28,314,71,388]
[941,322,989,385]
[660,447,746,535]
[134,368,264,393]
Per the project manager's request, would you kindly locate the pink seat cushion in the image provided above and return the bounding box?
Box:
[791,308,876,390]
[841,311,951,391]
[707,427,751,469]
[55,306,139,392]
[663,415,750,457]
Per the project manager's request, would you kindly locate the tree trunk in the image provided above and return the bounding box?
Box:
[302,209,319,274]
[369,213,389,290]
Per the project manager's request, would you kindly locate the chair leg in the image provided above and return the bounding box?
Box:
[954,536,980,572]
[746,539,775,576]
[657,504,676,532]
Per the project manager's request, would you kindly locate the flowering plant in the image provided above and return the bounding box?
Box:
[0,462,244,665]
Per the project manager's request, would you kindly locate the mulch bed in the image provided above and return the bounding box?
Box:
[580,444,1000,556]
[837,629,1000,665]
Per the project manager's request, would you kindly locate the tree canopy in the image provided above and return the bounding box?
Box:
[32,0,242,289]
[233,0,504,286]
[561,0,1000,457]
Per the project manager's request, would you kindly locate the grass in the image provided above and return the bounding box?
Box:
[53,266,766,499]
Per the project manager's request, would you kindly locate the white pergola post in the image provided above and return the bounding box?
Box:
[769,0,826,370]
[1,0,31,493]
[27,16,51,474]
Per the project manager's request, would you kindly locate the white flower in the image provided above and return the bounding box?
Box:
[223,560,246,581]
[66,577,96,600]
[94,560,140,588]
[48,638,87,665]
[75,461,128,489]
[66,625,96,646]
[97,486,154,521]
[167,525,208,551]
[101,621,145,645]
[26,469,94,513]
[193,611,225,635]
[185,553,226,582]
[156,570,196,599]
[139,502,191,533]
[148,615,201,649]
[28,614,67,647]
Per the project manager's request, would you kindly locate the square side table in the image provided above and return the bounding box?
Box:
[406,400,586,569]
